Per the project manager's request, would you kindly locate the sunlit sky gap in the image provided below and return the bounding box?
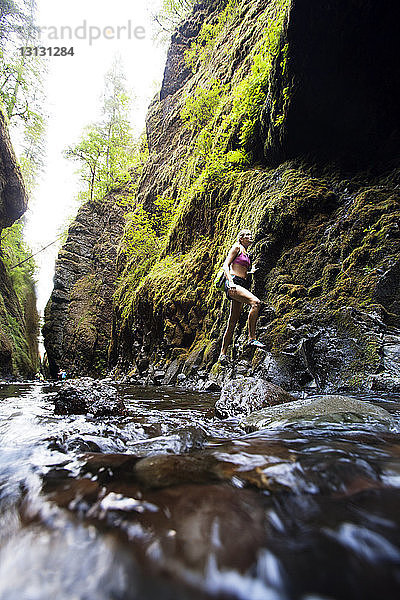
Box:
[20,0,167,321]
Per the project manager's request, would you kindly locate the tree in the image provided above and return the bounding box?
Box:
[101,59,135,190]
[65,125,107,203]
[151,0,195,43]
[65,58,138,204]
[0,0,41,119]
[0,0,47,191]
[0,0,34,44]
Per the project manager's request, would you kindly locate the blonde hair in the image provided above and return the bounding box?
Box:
[236,228,252,243]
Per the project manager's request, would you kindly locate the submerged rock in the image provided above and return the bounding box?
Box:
[244,395,393,431]
[53,377,126,416]
[215,376,295,419]
[42,465,266,586]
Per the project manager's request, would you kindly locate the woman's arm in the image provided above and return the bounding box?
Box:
[222,243,240,286]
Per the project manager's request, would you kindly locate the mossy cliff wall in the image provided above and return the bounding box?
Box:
[43,195,127,378]
[0,110,39,378]
[111,0,400,391]
[0,110,27,229]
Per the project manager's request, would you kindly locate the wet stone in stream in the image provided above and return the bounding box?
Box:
[38,426,400,599]
[215,377,296,419]
[244,394,395,431]
[2,383,400,599]
[53,377,126,416]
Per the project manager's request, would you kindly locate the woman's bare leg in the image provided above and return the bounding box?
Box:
[220,299,242,356]
[247,298,261,339]
[227,285,261,340]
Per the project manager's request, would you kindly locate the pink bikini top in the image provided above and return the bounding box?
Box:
[232,251,251,269]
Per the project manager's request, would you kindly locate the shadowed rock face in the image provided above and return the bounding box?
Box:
[43,195,127,378]
[282,0,400,163]
[0,110,27,230]
[0,110,38,377]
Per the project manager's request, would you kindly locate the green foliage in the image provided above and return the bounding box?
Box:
[231,24,289,148]
[152,0,195,43]
[1,218,35,287]
[181,80,228,132]
[0,0,47,192]
[114,194,178,322]
[113,0,292,345]
[65,59,138,204]
[163,0,291,260]
[184,0,239,72]
[0,217,39,375]
[138,236,208,312]
[0,1,45,119]
[178,0,291,193]
[65,125,108,203]
[111,0,400,393]
[113,0,294,358]
[18,111,45,193]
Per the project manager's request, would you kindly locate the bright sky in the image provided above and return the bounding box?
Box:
[22,0,167,322]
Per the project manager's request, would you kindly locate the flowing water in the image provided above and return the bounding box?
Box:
[0,381,400,599]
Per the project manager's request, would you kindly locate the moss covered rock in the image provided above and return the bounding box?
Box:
[43,194,127,378]
[106,0,400,392]
[0,112,38,378]
[244,395,394,431]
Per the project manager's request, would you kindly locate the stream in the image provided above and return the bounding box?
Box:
[0,382,400,599]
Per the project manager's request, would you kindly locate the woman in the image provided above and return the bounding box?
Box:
[219,228,265,361]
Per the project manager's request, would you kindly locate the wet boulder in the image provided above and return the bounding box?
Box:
[53,377,126,416]
[215,377,295,419]
[244,395,394,431]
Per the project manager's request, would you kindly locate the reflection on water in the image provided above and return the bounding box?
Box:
[0,382,399,599]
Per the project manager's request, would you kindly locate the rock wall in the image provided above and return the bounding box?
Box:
[0,109,38,378]
[43,195,127,378]
[110,0,400,392]
[0,109,27,229]
[44,0,400,391]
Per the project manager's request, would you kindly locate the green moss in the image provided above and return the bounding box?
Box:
[331,307,382,385]
[0,303,34,375]
[184,0,240,72]
[0,220,39,376]
[180,80,228,133]
[136,238,209,315]
[172,0,292,240]
[111,0,399,390]
[210,361,222,376]
[113,0,293,352]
